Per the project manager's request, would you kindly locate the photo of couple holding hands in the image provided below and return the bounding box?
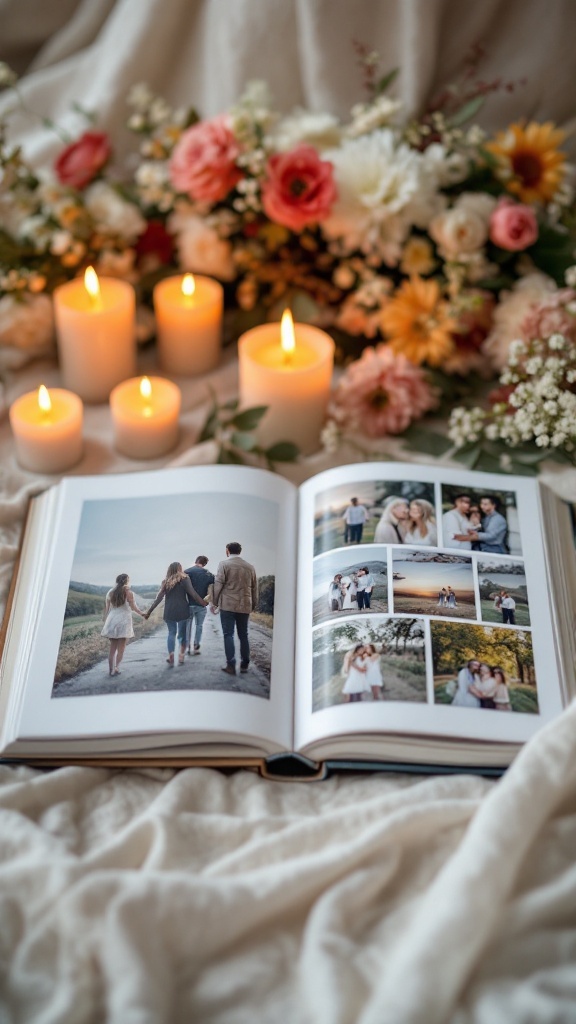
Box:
[100,543,258,678]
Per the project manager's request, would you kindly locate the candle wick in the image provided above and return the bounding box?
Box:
[143,405,153,419]
[89,292,103,313]
[283,350,293,367]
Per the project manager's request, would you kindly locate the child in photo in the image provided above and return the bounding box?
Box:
[341,644,369,702]
[364,644,384,700]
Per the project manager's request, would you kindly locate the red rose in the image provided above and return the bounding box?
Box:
[261,145,337,231]
[169,115,242,202]
[134,220,175,266]
[54,131,112,189]
[489,198,538,251]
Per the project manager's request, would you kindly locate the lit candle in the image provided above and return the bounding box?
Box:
[238,310,334,453]
[110,375,181,459]
[54,267,136,402]
[153,273,223,375]
[9,385,83,474]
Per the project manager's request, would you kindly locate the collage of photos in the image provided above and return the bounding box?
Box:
[311,476,538,717]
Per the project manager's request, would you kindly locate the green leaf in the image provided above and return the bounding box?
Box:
[529,224,576,286]
[230,431,258,452]
[217,446,246,465]
[264,441,300,462]
[197,405,219,443]
[447,96,485,127]
[453,444,482,469]
[400,424,453,457]
[229,406,268,431]
[375,68,399,94]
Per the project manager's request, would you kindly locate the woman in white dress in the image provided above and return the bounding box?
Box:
[364,644,384,700]
[405,499,437,546]
[101,573,146,677]
[374,497,410,544]
[451,660,483,708]
[340,577,353,610]
[341,644,369,703]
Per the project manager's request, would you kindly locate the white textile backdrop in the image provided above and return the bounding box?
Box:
[1,3,576,1022]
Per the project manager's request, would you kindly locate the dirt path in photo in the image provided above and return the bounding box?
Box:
[53,620,271,699]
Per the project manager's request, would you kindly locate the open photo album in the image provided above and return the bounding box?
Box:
[1,462,575,777]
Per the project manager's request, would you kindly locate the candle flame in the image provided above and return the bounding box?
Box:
[139,376,152,400]
[38,384,51,413]
[84,266,102,310]
[182,273,196,298]
[280,309,296,361]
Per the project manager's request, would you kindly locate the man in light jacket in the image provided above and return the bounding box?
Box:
[212,542,259,676]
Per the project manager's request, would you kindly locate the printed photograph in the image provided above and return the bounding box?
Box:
[440,484,521,556]
[312,616,427,712]
[314,480,436,556]
[478,560,530,627]
[52,492,278,700]
[392,550,476,619]
[431,621,538,714]
[313,547,387,626]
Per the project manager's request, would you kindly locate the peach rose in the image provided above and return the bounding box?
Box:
[489,198,538,251]
[261,145,337,231]
[54,131,111,189]
[169,115,242,202]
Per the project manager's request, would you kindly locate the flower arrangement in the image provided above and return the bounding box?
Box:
[0,49,575,466]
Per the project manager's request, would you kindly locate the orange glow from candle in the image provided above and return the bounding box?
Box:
[38,384,52,414]
[84,266,102,310]
[281,309,296,364]
[139,376,153,418]
[182,273,196,300]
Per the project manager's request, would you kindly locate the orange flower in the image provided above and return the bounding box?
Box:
[381,277,456,366]
[486,121,567,204]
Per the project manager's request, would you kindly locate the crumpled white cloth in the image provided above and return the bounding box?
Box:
[1,354,576,1022]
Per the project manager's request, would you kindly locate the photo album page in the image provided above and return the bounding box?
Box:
[8,466,298,758]
[294,463,564,761]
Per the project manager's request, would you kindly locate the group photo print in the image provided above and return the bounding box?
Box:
[312,546,387,626]
[53,491,278,700]
[314,479,436,556]
[312,616,427,712]
[440,485,522,557]
[431,621,538,714]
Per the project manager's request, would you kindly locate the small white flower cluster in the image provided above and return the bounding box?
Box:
[126,82,187,160]
[230,81,274,179]
[449,332,576,454]
[134,160,174,211]
[447,405,487,447]
[347,95,403,138]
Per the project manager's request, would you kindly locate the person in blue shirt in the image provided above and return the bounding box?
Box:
[466,496,508,553]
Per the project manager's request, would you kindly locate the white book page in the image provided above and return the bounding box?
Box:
[294,462,564,756]
[15,466,297,754]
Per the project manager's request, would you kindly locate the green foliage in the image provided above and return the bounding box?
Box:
[257,575,275,615]
[197,391,300,470]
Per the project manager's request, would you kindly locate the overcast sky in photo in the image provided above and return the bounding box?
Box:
[70,491,278,586]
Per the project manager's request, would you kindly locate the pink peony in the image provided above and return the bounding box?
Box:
[169,115,242,202]
[261,145,337,231]
[520,288,576,342]
[489,198,538,251]
[328,344,438,437]
[54,131,111,189]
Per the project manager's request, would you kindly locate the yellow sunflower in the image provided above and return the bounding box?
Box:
[486,121,567,204]
[381,277,456,366]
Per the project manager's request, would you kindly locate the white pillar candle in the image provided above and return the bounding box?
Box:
[238,311,334,454]
[54,267,136,403]
[110,375,181,459]
[153,273,223,375]
[9,385,83,474]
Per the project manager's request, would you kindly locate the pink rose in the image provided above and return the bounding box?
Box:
[169,115,242,202]
[261,145,337,231]
[489,198,538,251]
[328,345,438,438]
[54,131,111,189]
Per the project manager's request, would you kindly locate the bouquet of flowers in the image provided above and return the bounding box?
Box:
[0,48,575,464]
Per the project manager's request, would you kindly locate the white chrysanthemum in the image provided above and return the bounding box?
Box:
[84,182,146,243]
[482,273,557,371]
[269,110,341,152]
[168,209,236,281]
[321,130,443,260]
[0,294,55,371]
